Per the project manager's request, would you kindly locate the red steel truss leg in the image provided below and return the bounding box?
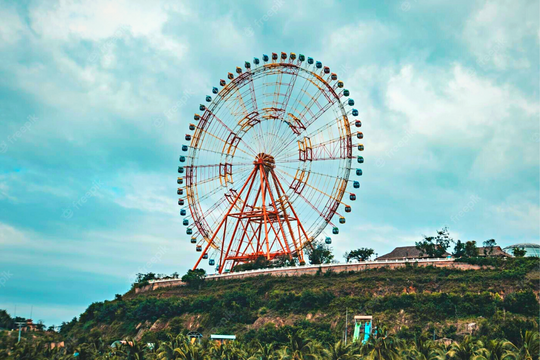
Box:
[192,167,257,271]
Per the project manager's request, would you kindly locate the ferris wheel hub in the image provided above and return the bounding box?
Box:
[254,153,276,170]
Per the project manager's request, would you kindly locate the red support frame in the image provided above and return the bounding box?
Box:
[192,153,309,273]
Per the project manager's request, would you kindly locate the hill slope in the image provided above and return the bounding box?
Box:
[63,258,539,346]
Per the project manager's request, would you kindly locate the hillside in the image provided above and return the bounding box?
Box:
[61,258,539,346]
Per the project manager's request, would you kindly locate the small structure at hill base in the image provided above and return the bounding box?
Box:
[211,334,236,345]
[353,315,373,344]
[188,331,203,344]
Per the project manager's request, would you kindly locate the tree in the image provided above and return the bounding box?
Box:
[35,320,45,331]
[273,254,298,268]
[415,227,452,258]
[181,268,206,288]
[453,240,466,258]
[512,247,526,257]
[483,239,497,256]
[447,336,485,360]
[233,256,272,271]
[0,309,14,330]
[135,272,157,284]
[360,326,402,360]
[322,339,357,359]
[345,248,374,262]
[464,241,479,257]
[305,241,334,265]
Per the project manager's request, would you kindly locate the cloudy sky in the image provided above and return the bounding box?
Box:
[0,0,538,327]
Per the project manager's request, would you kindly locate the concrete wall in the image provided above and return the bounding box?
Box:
[136,259,484,294]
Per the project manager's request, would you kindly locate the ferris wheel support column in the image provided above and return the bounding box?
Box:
[192,167,258,271]
[271,170,310,263]
[258,165,271,260]
[263,169,293,260]
[216,169,259,274]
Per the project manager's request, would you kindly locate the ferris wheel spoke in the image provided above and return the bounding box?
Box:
[266,67,300,155]
[284,72,315,126]
[191,165,252,187]
[196,167,254,216]
[272,113,343,162]
[275,167,347,208]
[188,162,252,170]
[192,147,253,163]
[274,86,342,159]
[278,163,346,183]
[195,127,255,159]
[226,82,250,118]
[273,170,337,227]
[207,111,258,156]
[278,155,349,164]
[279,136,350,161]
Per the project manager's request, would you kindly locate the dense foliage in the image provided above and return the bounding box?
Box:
[1,328,538,359]
[2,257,538,359]
[415,227,452,258]
[55,260,540,348]
[345,248,374,262]
[305,241,334,265]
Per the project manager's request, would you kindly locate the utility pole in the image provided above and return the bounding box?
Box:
[344,309,348,344]
[15,321,25,343]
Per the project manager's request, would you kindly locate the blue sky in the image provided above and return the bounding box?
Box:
[0,0,538,327]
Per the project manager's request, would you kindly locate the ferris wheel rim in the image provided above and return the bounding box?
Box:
[178,53,363,270]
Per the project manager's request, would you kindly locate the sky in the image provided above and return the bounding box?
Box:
[0,0,538,327]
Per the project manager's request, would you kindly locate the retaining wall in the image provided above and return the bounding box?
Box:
[135,258,483,294]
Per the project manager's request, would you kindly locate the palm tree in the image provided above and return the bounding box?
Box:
[158,334,191,360]
[447,335,486,360]
[519,331,540,360]
[483,339,519,360]
[322,340,359,360]
[248,341,276,360]
[279,331,320,360]
[359,327,402,360]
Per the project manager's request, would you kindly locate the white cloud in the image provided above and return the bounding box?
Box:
[464,0,538,70]
[0,5,26,46]
[29,0,187,53]
[385,64,539,175]
[324,20,401,63]
[111,172,176,214]
[489,193,540,234]
[0,223,28,246]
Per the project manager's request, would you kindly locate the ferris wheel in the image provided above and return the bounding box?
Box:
[177,52,364,274]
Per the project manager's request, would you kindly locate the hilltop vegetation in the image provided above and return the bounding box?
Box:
[0,257,539,358]
[60,258,539,346]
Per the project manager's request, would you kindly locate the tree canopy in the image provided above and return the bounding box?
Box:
[345,248,374,262]
[415,227,452,258]
[305,241,334,265]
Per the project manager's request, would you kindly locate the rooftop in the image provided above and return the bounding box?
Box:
[375,246,450,261]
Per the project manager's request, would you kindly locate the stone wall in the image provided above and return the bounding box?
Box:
[136,259,484,294]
